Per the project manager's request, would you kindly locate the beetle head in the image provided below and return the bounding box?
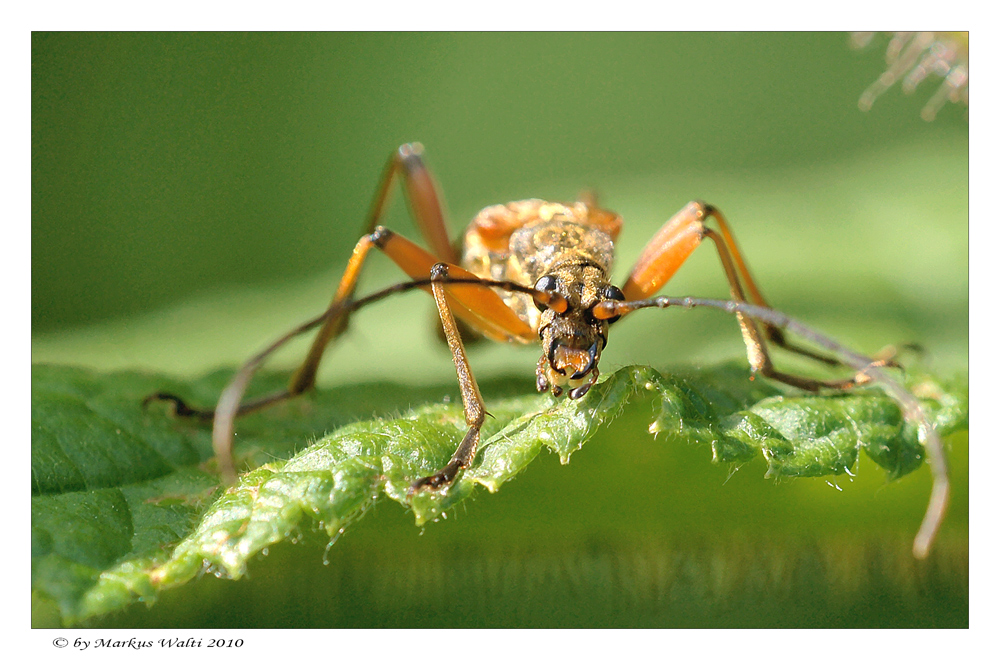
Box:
[533,264,624,399]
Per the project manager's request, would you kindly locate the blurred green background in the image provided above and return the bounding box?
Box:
[32,32,966,332]
[32,33,968,628]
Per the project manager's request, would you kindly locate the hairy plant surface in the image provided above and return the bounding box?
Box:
[31,362,967,624]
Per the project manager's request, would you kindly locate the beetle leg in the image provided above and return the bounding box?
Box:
[290,143,458,394]
[409,263,489,493]
[700,204,865,368]
[620,201,884,391]
[702,223,868,391]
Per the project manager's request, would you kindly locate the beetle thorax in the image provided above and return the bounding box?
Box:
[507,215,615,284]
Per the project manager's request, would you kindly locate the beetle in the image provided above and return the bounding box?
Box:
[147,143,948,557]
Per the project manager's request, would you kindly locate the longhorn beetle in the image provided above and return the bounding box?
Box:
[147,143,949,558]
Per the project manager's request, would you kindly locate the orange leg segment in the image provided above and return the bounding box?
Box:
[620,202,705,301]
[290,143,458,394]
[372,228,535,343]
[290,142,535,396]
[619,201,879,391]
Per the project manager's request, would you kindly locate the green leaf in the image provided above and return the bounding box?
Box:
[30,362,967,624]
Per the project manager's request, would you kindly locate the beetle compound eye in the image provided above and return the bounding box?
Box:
[535,275,558,292]
[533,275,559,312]
[603,285,625,302]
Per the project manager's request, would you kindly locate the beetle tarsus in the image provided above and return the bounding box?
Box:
[142,392,214,421]
[408,460,463,496]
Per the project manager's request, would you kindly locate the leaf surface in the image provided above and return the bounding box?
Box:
[30,363,968,624]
